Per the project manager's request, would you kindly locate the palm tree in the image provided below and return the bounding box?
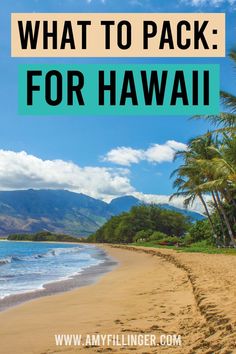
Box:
[170,135,236,247]
[193,49,236,135]
[221,49,236,114]
[170,137,220,240]
[193,113,236,135]
[171,48,236,247]
[170,163,218,240]
[195,157,235,246]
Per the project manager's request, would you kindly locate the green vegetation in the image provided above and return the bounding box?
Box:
[7,231,80,243]
[87,205,190,244]
[170,48,236,248]
[132,240,236,255]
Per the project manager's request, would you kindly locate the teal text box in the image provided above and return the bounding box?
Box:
[19,64,219,116]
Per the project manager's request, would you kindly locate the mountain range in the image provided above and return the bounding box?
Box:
[0,189,204,237]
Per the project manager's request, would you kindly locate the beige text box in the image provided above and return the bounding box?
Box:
[11,13,225,57]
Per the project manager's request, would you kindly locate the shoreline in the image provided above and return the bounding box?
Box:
[0,245,235,353]
[0,239,82,244]
[0,246,118,312]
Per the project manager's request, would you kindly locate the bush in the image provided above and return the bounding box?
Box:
[7,232,79,243]
[134,229,153,242]
[188,220,213,243]
[149,231,169,241]
[181,233,194,246]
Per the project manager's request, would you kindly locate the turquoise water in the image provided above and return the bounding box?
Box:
[0,241,104,299]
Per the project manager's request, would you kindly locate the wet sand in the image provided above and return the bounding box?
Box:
[0,245,235,354]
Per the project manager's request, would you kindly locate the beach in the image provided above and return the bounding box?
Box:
[0,245,236,354]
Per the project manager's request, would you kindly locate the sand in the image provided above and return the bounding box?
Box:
[0,245,236,354]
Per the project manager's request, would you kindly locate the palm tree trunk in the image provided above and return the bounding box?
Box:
[215,191,236,247]
[198,193,218,240]
[211,191,227,246]
[224,190,236,225]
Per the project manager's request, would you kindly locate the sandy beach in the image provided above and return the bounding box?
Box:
[0,245,236,354]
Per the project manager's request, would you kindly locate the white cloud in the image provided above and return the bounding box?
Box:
[103,191,210,214]
[0,149,209,214]
[103,140,187,166]
[86,0,106,3]
[133,192,212,215]
[86,0,235,6]
[166,140,188,151]
[183,0,235,6]
[103,147,144,166]
[0,150,134,200]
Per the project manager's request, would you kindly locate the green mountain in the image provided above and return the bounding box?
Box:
[109,196,205,222]
[0,190,204,237]
[0,189,111,237]
[109,196,141,214]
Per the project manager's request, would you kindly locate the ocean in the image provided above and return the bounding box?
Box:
[0,241,107,300]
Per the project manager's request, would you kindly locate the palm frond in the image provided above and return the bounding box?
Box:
[192,113,236,128]
[229,48,236,67]
[220,91,236,113]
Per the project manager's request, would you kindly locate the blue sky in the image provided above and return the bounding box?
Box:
[0,0,235,211]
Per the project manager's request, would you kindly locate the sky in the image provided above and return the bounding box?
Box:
[0,0,235,212]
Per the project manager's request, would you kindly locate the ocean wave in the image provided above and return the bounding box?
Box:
[0,257,12,266]
[50,247,82,256]
[0,247,89,265]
